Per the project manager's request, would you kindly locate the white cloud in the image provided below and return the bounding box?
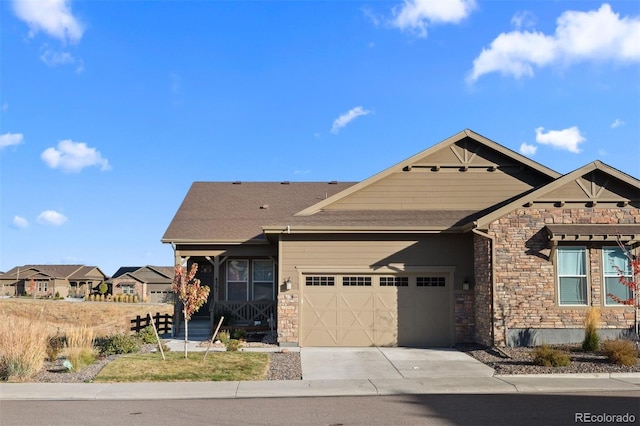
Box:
[391,0,476,37]
[12,216,29,229]
[41,139,111,172]
[37,210,68,226]
[511,11,536,30]
[519,143,537,156]
[535,126,586,153]
[40,48,84,73]
[0,132,24,149]
[468,4,640,82]
[611,118,625,128]
[12,0,84,43]
[331,106,372,134]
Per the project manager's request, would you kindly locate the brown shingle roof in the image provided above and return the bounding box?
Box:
[162,181,357,242]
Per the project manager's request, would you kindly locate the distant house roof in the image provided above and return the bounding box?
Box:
[0,265,107,280]
[162,181,356,243]
[108,266,174,284]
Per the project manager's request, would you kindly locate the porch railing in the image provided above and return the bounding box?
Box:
[212,301,276,325]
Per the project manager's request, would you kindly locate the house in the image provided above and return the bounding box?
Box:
[0,265,108,298]
[109,266,174,303]
[162,129,639,347]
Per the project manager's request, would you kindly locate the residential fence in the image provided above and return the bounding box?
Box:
[130,312,173,334]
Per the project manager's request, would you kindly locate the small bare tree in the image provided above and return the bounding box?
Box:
[608,241,639,344]
[171,263,210,358]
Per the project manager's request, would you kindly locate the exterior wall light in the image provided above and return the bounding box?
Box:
[462,279,470,291]
[285,277,292,290]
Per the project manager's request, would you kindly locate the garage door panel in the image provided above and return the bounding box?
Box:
[301,273,451,347]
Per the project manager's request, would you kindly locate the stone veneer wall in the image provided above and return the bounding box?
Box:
[473,232,493,346]
[489,207,639,347]
[455,292,475,343]
[277,292,299,346]
[110,277,145,301]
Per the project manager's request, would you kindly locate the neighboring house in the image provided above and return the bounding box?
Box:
[0,265,108,298]
[162,129,639,348]
[109,266,174,303]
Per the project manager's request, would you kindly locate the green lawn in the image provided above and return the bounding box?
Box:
[94,351,270,382]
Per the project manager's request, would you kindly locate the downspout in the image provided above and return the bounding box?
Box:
[472,227,497,347]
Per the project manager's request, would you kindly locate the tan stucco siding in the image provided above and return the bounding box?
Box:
[279,234,474,288]
[325,170,537,211]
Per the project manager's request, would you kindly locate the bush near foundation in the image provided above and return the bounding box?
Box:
[602,339,638,366]
[532,345,570,367]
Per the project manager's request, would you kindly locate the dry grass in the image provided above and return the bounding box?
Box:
[0,299,173,337]
[65,325,96,371]
[0,316,49,381]
[0,299,173,381]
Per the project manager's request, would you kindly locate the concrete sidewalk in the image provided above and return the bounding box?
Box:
[1,342,638,401]
[1,374,639,400]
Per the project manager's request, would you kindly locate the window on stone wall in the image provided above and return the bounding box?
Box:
[557,246,587,305]
[603,246,633,306]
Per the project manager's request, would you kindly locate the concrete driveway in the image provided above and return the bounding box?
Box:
[300,347,494,380]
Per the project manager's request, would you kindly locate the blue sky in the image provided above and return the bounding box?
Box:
[1,0,639,276]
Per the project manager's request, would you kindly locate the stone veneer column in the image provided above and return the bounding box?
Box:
[277,292,299,346]
[473,232,493,347]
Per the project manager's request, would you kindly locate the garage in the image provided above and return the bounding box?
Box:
[300,272,453,347]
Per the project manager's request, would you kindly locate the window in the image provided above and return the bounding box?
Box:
[121,284,135,295]
[37,281,48,292]
[603,247,633,306]
[342,276,371,286]
[417,277,445,287]
[305,276,335,286]
[557,247,587,305]
[380,277,408,287]
[227,260,248,301]
[252,260,274,301]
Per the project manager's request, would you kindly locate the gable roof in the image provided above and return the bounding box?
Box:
[475,161,640,229]
[162,181,356,243]
[110,266,174,283]
[294,129,561,216]
[0,265,106,280]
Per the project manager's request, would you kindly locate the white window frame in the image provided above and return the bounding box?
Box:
[603,246,633,306]
[252,259,274,301]
[37,281,48,292]
[557,246,588,306]
[226,259,249,301]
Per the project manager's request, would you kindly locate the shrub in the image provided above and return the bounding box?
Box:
[602,339,638,366]
[0,316,49,381]
[65,325,96,371]
[217,330,231,344]
[137,326,157,344]
[582,307,600,352]
[532,345,570,367]
[96,333,141,356]
[232,329,247,340]
[46,335,66,361]
[54,291,61,299]
[225,339,242,352]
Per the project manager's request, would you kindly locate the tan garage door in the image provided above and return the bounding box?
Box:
[301,273,451,347]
